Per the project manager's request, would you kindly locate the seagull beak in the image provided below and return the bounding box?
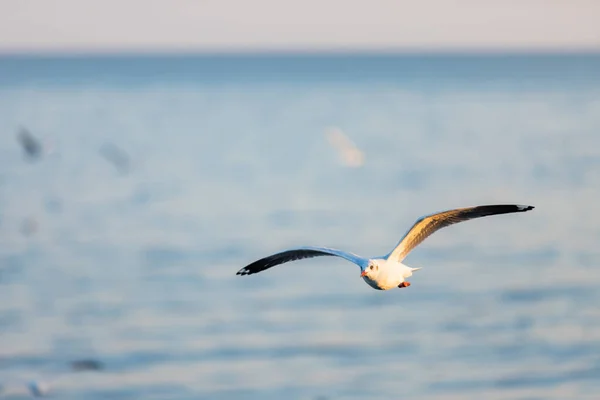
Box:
[360,270,367,277]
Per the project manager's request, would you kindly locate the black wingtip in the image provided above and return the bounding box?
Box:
[517,205,535,212]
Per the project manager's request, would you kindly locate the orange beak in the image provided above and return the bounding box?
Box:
[360,270,367,277]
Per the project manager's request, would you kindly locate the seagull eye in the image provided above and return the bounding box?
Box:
[370,265,374,270]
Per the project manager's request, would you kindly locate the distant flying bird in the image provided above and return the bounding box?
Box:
[16,128,43,160]
[237,204,534,290]
[325,127,365,168]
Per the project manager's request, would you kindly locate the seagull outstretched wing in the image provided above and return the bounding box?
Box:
[237,246,366,276]
[386,204,534,262]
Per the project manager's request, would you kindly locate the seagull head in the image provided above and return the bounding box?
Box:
[360,260,379,279]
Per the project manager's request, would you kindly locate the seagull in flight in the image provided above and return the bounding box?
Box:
[237,204,534,290]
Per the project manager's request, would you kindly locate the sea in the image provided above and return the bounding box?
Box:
[1,53,599,399]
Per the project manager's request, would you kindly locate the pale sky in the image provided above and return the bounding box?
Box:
[1,0,599,53]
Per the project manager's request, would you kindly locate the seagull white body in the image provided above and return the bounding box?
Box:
[237,204,534,291]
[360,259,418,290]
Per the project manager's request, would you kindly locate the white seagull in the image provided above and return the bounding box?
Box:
[237,204,534,290]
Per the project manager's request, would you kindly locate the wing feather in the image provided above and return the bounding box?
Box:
[386,204,534,262]
[237,246,365,276]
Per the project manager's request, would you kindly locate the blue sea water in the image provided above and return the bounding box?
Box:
[1,53,600,399]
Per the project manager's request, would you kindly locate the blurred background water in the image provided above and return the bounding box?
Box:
[1,53,600,399]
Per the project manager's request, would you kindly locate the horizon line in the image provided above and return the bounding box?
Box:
[1,47,600,59]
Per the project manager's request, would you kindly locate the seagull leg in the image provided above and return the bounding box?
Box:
[398,282,411,288]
